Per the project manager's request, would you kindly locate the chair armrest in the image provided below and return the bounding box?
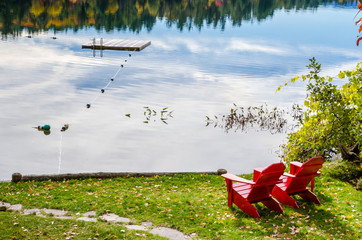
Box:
[221,173,255,185]
[290,161,302,167]
[282,172,296,178]
[290,161,302,175]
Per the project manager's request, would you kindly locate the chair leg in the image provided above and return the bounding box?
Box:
[272,185,299,209]
[310,178,315,192]
[225,179,233,208]
[261,197,284,213]
[298,190,321,204]
[227,189,233,208]
[232,190,260,218]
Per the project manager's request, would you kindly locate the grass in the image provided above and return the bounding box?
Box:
[0,212,165,240]
[0,162,361,239]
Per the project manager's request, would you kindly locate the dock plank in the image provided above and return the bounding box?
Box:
[82,39,151,51]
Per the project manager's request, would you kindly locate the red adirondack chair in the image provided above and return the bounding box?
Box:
[221,162,285,218]
[272,156,324,209]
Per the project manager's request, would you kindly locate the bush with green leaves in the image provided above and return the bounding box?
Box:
[357,178,362,190]
[321,160,361,186]
[278,58,362,163]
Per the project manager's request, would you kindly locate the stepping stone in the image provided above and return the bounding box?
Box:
[125,225,148,231]
[142,221,153,228]
[77,217,97,222]
[83,211,96,217]
[0,202,10,211]
[8,204,22,212]
[23,209,44,216]
[0,202,11,207]
[150,227,186,240]
[42,209,67,216]
[99,213,130,223]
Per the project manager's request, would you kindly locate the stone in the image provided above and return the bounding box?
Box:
[217,169,227,175]
[12,173,22,183]
[125,225,148,231]
[23,209,45,217]
[142,221,153,228]
[23,209,40,215]
[8,204,22,212]
[0,202,11,208]
[77,217,97,222]
[150,227,186,240]
[99,213,130,223]
[42,209,67,216]
[83,211,96,217]
[0,206,7,211]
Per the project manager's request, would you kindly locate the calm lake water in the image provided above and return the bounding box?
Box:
[1,0,361,180]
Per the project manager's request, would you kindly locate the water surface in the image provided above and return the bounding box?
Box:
[0,0,361,180]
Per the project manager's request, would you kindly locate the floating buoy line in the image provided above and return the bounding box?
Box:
[35,52,134,133]
[34,45,137,173]
[85,59,128,109]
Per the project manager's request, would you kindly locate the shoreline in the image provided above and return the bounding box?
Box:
[7,169,227,183]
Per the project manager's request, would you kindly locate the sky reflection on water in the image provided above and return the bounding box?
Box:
[1,5,362,180]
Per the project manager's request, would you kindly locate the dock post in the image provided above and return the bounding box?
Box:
[100,38,103,57]
[93,37,96,57]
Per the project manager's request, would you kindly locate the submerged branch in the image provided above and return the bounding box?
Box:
[206,104,303,134]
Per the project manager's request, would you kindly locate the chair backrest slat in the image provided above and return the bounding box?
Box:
[295,156,324,177]
[248,162,285,201]
[286,156,324,193]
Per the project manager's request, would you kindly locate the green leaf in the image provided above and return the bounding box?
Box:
[304,100,310,107]
[338,72,345,79]
[291,76,299,83]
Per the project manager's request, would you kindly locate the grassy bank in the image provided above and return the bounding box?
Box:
[0,163,361,239]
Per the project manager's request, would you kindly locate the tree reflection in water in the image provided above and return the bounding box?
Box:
[206,104,303,134]
[0,0,356,37]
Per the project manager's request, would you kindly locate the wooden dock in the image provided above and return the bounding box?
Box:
[82,39,151,51]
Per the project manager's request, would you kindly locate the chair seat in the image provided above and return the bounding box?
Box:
[275,182,306,195]
[233,183,252,199]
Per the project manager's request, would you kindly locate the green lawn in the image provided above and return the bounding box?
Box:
[0,163,361,239]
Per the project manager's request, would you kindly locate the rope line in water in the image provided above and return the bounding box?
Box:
[86,53,134,108]
[56,50,137,173]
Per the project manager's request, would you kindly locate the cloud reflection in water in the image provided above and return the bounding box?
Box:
[1,6,362,180]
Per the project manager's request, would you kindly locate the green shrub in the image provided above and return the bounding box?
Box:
[357,178,362,190]
[322,160,362,186]
[278,58,362,164]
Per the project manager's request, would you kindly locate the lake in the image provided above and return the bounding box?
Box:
[0,0,361,180]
